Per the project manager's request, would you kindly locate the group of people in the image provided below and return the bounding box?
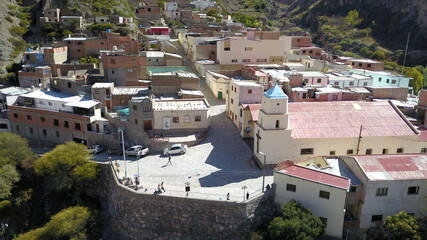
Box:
[154,182,166,194]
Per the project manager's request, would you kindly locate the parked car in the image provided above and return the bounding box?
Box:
[163,144,188,156]
[87,145,104,154]
[125,145,150,157]
[107,149,123,156]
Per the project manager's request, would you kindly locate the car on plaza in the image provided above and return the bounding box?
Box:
[87,145,104,154]
[163,144,188,156]
[107,148,123,156]
[125,145,150,157]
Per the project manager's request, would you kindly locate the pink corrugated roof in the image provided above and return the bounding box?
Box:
[244,104,261,122]
[288,101,417,139]
[278,164,351,190]
[354,154,427,180]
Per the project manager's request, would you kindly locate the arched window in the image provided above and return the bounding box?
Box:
[276,120,280,128]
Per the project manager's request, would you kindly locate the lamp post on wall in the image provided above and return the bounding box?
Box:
[118,127,127,178]
[259,152,267,192]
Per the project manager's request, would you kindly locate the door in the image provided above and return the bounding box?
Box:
[143,120,152,131]
[218,91,223,100]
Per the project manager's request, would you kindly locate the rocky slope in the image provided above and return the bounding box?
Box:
[0,0,22,76]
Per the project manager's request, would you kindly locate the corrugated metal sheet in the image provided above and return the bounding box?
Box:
[288,101,417,139]
[278,164,351,190]
[354,154,427,180]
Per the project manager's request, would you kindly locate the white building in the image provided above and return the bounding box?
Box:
[205,70,230,100]
[254,85,427,164]
[274,160,351,238]
[190,0,216,10]
[326,72,373,88]
[298,71,328,85]
[350,69,412,89]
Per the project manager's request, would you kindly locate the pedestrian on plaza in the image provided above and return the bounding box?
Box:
[161,182,166,192]
[266,184,271,191]
[157,184,162,194]
[167,155,172,165]
[226,193,230,200]
[160,132,164,139]
[246,192,249,200]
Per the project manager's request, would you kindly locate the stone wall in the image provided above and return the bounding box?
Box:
[94,164,277,240]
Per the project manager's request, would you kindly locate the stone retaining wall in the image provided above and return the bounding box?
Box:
[93,164,277,240]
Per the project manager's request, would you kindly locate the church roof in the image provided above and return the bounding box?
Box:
[263,85,287,99]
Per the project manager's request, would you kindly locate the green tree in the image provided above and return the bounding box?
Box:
[0,164,20,199]
[14,206,94,240]
[404,67,424,93]
[371,50,386,61]
[34,142,98,191]
[0,132,33,166]
[268,201,326,240]
[87,23,115,36]
[345,10,362,27]
[383,211,421,240]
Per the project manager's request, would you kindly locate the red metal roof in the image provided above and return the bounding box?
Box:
[277,163,351,190]
[244,104,261,122]
[288,101,417,139]
[353,154,427,180]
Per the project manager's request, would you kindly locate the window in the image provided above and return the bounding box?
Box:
[111,59,116,64]
[397,148,404,153]
[67,82,72,88]
[386,79,390,83]
[39,100,45,105]
[371,215,383,222]
[48,102,52,106]
[367,64,371,68]
[330,151,336,155]
[26,115,32,120]
[350,186,357,192]
[366,149,372,155]
[248,89,252,94]
[244,47,253,51]
[240,109,242,117]
[64,121,69,128]
[391,80,397,84]
[379,77,382,82]
[75,123,81,130]
[286,184,296,192]
[43,129,47,136]
[363,82,368,86]
[317,78,321,83]
[421,148,427,153]
[173,117,179,123]
[300,148,314,155]
[0,124,7,129]
[319,190,330,199]
[347,149,354,154]
[382,148,389,154]
[275,120,280,128]
[224,47,230,51]
[358,63,362,67]
[242,59,251,63]
[231,98,233,104]
[143,106,151,112]
[29,127,33,134]
[407,186,419,195]
[195,116,201,122]
[231,59,238,63]
[332,95,338,100]
[54,119,59,126]
[334,82,339,86]
[352,62,355,66]
[231,86,233,91]
[112,70,115,74]
[16,125,20,132]
[133,105,137,111]
[349,81,354,86]
[257,59,267,63]
[13,113,18,118]
[376,187,388,196]
[56,131,60,138]
[134,119,138,124]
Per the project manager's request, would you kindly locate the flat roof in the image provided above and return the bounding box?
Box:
[298,71,327,77]
[349,59,381,64]
[92,82,113,88]
[316,87,343,93]
[351,154,427,180]
[277,163,351,190]
[112,87,149,95]
[146,51,164,58]
[206,70,230,79]
[65,98,99,109]
[22,90,81,102]
[288,101,418,139]
[153,99,209,111]
[176,71,198,78]
[232,80,260,86]
[63,37,87,41]
[0,87,28,96]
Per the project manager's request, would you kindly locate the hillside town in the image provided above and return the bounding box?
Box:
[0,0,426,239]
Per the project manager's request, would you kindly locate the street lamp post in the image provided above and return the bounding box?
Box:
[259,152,266,192]
[242,186,247,202]
[118,128,127,178]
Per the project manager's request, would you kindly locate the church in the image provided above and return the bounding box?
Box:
[253,85,427,165]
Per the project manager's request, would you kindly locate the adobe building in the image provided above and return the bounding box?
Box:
[347,59,384,71]
[150,71,200,95]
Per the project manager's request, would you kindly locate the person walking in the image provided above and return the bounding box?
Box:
[161,182,166,192]
[167,155,172,165]
[246,192,249,200]
[157,184,162,194]
[226,193,230,200]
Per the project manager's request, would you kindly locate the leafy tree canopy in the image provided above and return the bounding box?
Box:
[345,10,362,27]
[383,211,421,240]
[268,200,326,240]
[14,206,94,240]
[34,142,98,191]
[0,133,33,166]
[0,164,20,199]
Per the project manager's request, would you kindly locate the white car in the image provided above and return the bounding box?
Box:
[87,145,104,154]
[125,145,149,157]
[163,144,188,156]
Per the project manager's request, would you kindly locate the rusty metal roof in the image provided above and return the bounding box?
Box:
[288,101,417,139]
[352,154,427,180]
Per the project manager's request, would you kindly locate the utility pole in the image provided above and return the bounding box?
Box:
[356,125,363,155]
[402,32,410,70]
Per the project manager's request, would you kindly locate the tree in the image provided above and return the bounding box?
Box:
[371,50,386,61]
[383,211,421,240]
[268,201,326,240]
[87,23,115,36]
[14,206,94,240]
[404,67,424,93]
[34,142,98,191]
[0,132,33,166]
[0,164,20,199]
[345,10,362,27]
